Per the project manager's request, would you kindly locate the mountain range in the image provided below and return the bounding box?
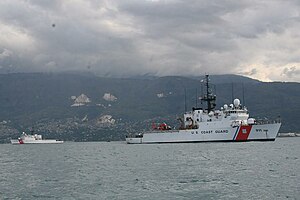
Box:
[0,72,299,143]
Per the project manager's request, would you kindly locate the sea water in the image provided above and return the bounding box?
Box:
[0,137,299,199]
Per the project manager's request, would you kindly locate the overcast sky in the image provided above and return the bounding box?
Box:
[0,0,299,82]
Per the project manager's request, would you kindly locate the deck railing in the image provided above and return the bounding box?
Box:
[254,118,281,125]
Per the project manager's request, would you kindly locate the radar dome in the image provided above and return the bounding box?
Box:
[247,118,255,124]
[233,99,240,107]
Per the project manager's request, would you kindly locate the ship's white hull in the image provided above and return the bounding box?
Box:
[126,123,281,144]
[11,139,63,145]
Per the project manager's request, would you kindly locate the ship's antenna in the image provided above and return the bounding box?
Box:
[231,82,234,102]
[242,82,245,106]
[200,81,203,106]
[213,84,216,96]
[184,88,187,112]
[195,88,198,108]
[206,75,210,111]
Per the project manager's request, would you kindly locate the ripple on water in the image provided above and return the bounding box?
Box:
[0,138,299,199]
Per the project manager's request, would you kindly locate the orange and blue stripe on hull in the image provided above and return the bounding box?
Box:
[233,125,253,141]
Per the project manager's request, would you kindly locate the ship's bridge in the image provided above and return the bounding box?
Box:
[222,99,249,121]
[224,109,249,121]
[183,98,249,129]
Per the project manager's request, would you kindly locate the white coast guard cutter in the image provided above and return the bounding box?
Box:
[126,75,281,144]
[11,132,63,144]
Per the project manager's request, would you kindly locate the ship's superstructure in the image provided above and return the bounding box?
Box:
[11,132,63,144]
[126,75,281,144]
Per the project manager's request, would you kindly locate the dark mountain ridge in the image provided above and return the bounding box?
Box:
[0,72,299,143]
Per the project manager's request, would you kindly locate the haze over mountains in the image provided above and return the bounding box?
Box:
[0,72,299,143]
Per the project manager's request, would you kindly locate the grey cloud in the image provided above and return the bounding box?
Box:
[0,0,299,82]
[0,49,12,60]
[241,68,257,76]
[282,66,300,79]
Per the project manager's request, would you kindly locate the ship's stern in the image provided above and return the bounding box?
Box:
[125,134,143,144]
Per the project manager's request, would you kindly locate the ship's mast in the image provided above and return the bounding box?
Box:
[202,75,216,113]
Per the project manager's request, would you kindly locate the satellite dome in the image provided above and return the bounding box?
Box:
[224,104,228,109]
[230,104,233,108]
[233,99,240,107]
[247,118,255,124]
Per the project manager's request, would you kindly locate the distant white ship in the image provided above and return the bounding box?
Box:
[11,132,63,144]
[278,132,300,137]
[126,75,281,144]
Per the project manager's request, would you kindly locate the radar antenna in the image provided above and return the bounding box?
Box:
[201,75,216,113]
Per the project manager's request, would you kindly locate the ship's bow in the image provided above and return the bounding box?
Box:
[248,122,281,141]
